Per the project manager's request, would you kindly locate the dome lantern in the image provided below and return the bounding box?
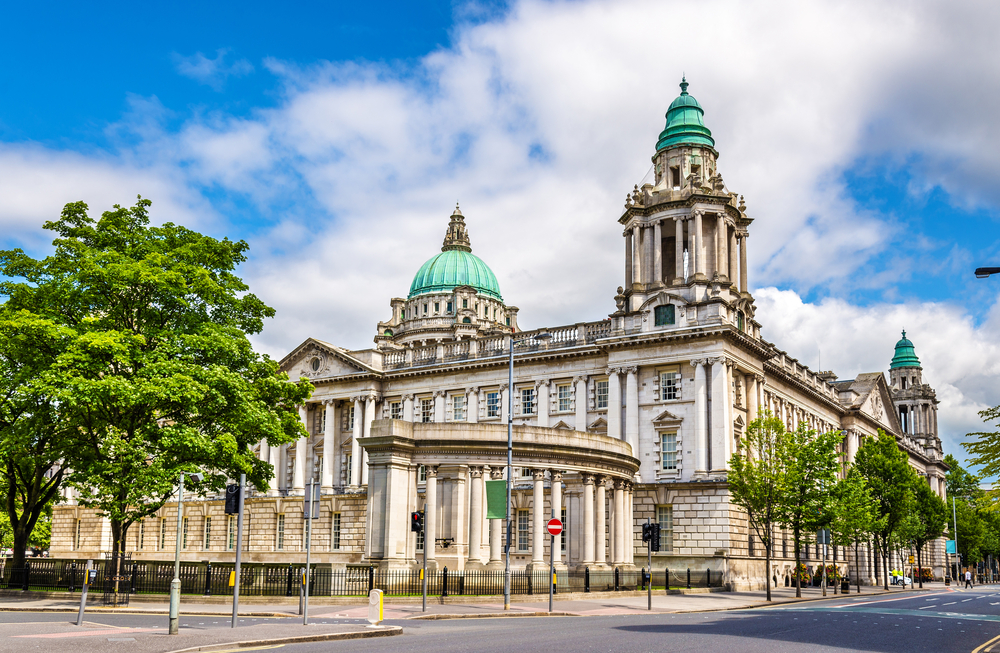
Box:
[655,76,716,152]
[407,207,503,301]
[890,329,921,369]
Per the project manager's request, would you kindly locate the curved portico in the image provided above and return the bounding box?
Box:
[359,420,639,570]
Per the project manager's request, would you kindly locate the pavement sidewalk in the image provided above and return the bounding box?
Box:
[0,581,945,619]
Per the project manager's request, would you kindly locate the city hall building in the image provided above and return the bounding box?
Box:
[52,80,948,589]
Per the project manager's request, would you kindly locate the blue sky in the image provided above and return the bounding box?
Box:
[1,0,998,466]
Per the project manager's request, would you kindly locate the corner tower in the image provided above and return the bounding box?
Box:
[611,78,757,338]
[888,330,943,463]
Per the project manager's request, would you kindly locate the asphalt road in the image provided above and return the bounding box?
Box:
[279,585,1000,653]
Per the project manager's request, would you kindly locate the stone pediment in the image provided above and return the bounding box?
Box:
[552,420,573,430]
[652,409,684,426]
[852,372,902,433]
[281,338,374,381]
[588,417,608,434]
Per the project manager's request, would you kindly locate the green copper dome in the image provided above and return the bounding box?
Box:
[656,77,716,152]
[407,206,503,301]
[890,330,921,369]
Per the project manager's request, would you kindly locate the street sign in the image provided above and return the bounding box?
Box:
[546,518,563,536]
[946,540,957,554]
[908,555,915,564]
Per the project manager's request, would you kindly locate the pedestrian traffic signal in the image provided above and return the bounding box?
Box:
[411,511,424,533]
[224,484,241,514]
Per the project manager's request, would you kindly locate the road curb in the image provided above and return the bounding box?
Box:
[0,606,290,617]
[164,625,403,653]
[408,611,576,620]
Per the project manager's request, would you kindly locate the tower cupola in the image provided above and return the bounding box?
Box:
[655,77,716,152]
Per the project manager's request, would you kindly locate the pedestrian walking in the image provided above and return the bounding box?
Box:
[965,569,973,589]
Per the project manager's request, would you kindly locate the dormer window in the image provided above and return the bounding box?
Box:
[654,304,675,326]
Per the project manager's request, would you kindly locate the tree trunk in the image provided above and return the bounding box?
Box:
[109,519,131,596]
[855,541,861,593]
[882,536,889,590]
[794,525,801,598]
[765,541,771,602]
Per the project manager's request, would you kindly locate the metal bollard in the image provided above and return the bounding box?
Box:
[584,567,590,593]
[614,567,620,592]
[368,566,375,594]
[204,563,213,596]
[665,567,670,592]
[706,568,711,587]
[22,562,30,591]
[686,568,691,589]
[285,564,293,597]
[130,563,138,594]
[69,562,77,593]
[442,566,449,597]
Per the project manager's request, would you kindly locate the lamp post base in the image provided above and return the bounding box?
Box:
[168,578,181,635]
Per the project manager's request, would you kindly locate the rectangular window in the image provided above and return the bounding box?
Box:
[517,510,530,551]
[447,302,453,313]
[521,467,533,478]
[182,517,189,550]
[661,370,681,401]
[423,304,428,315]
[657,506,673,553]
[228,516,236,551]
[349,406,355,430]
[462,299,468,309]
[138,521,145,550]
[486,391,500,418]
[204,517,211,550]
[660,433,678,470]
[416,525,424,552]
[390,401,402,419]
[434,302,440,313]
[75,519,82,550]
[160,518,167,551]
[332,513,341,550]
[654,304,675,326]
[418,465,427,482]
[277,514,285,550]
[420,398,433,423]
[520,387,535,415]
[596,380,609,409]
[345,454,352,484]
[452,395,466,421]
[670,166,681,188]
[557,384,572,412]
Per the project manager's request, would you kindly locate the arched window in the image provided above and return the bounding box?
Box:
[654,304,675,326]
[383,330,393,336]
[462,317,471,324]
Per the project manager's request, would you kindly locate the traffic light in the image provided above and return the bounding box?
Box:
[642,522,652,543]
[650,523,661,552]
[411,511,424,533]
[224,484,241,515]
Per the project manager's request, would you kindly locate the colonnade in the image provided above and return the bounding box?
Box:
[898,402,938,436]
[624,209,747,291]
[419,467,635,569]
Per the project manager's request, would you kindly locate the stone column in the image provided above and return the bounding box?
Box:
[574,376,588,431]
[675,217,685,282]
[499,384,509,424]
[847,430,859,463]
[259,438,269,464]
[694,210,705,278]
[746,373,758,423]
[729,228,738,286]
[467,388,479,423]
[532,470,546,564]
[425,466,438,563]
[351,397,363,487]
[536,380,550,427]
[434,390,446,423]
[625,367,639,461]
[582,475,595,565]
[624,229,633,288]
[716,213,728,278]
[624,483,634,565]
[631,226,642,287]
[595,477,607,565]
[322,401,336,491]
[268,439,281,495]
[489,467,503,566]
[293,405,308,492]
[362,395,376,486]
[612,480,626,565]
[468,466,484,566]
[653,220,663,284]
[722,361,733,465]
[692,360,708,472]
[550,470,563,565]
[607,367,622,440]
[402,394,414,422]
[739,234,748,293]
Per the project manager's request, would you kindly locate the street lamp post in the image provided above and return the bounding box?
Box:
[504,329,551,611]
[169,471,204,636]
[975,267,1000,278]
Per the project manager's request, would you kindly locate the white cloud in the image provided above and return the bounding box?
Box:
[173,49,254,91]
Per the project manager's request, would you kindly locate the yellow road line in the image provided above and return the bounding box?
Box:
[202,646,284,653]
[972,633,1000,653]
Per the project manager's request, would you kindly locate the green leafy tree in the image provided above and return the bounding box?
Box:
[0,198,313,573]
[728,411,787,602]
[829,470,884,593]
[0,307,77,569]
[964,406,1000,503]
[777,424,842,597]
[910,477,947,587]
[944,454,984,505]
[853,430,918,590]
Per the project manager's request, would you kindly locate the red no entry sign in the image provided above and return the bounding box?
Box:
[546,518,563,536]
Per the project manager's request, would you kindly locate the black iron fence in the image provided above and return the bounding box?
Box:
[0,560,724,597]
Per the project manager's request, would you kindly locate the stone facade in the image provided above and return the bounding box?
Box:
[50,79,949,589]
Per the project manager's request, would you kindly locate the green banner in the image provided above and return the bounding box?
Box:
[485,480,508,519]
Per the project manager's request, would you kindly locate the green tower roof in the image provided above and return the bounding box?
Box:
[656,77,716,152]
[890,329,921,369]
[408,206,503,301]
